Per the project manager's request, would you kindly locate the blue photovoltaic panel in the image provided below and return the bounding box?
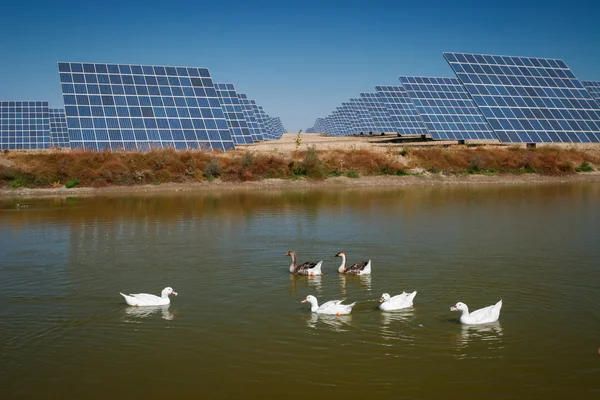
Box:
[399,76,498,140]
[237,93,264,141]
[215,83,253,145]
[49,109,70,148]
[341,102,361,135]
[0,101,50,150]
[360,92,397,133]
[257,106,275,139]
[375,86,429,135]
[248,99,270,140]
[58,62,235,151]
[350,98,378,134]
[582,81,600,103]
[444,52,600,143]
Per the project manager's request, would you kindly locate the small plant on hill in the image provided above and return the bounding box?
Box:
[295,129,303,150]
[347,171,360,178]
[399,148,408,157]
[65,177,79,188]
[575,162,593,172]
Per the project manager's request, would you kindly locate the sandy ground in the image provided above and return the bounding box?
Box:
[1,133,599,198]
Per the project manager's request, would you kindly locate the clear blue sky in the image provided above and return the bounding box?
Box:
[0,0,598,132]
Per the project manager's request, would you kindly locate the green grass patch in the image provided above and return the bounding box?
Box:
[575,162,593,172]
[347,171,360,178]
[65,177,79,188]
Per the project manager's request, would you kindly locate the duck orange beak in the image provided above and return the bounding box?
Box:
[379,298,384,303]
[450,306,457,311]
[301,299,308,303]
[172,292,178,296]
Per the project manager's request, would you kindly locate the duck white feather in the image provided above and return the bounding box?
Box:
[379,291,417,311]
[451,299,502,325]
[119,287,178,307]
[302,295,356,315]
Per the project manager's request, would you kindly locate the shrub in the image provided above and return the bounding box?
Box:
[155,169,173,182]
[11,177,26,188]
[300,146,326,179]
[347,171,360,178]
[399,149,408,157]
[575,162,593,172]
[65,177,79,188]
[204,159,222,179]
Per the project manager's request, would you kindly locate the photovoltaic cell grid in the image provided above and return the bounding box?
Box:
[237,94,264,141]
[58,62,235,151]
[214,83,253,145]
[0,101,50,150]
[248,100,270,140]
[582,81,600,103]
[49,109,70,148]
[444,53,600,143]
[350,98,378,134]
[360,93,397,133]
[399,76,497,140]
[375,86,429,135]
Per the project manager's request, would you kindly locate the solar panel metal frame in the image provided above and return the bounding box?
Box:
[444,52,600,143]
[58,62,235,151]
[399,76,498,141]
[582,81,600,103]
[0,101,50,150]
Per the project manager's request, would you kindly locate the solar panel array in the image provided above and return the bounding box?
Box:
[237,94,264,142]
[444,52,600,142]
[399,76,497,140]
[58,62,237,151]
[306,52,600,144]
[49,108,70,148]
[375,86,429,135]
[582,81,600,103]
[360,92,397,133]
[0,101,50,150]
[215,83,253,145]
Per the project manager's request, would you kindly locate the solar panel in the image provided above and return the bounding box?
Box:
[582,81,600,103]
[349,98,379,134]
[272,117,286,137]
[247,99,270,140]
[339,103,360,135]
[58,62,235,151]
[359,92,397,133]
[49,109,70,148]
[0,101,50,150]
[375,86,429,135]
[399,76,498,140]
[237,93,264,142]
[444,52,600,143]
[214,83,253,145]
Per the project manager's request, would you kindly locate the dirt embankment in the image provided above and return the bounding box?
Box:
[1,133,600,197]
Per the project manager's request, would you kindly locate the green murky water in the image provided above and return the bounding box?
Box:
[1,183,599,399]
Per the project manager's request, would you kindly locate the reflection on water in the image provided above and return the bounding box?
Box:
[380,309,416,341]
[307,313,353,332]
[339,274,372,295]
[289,274,323,295]
[122,305,175,322]
[453,322,504,359]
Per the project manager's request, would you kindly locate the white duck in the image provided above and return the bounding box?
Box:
[379,291,417,311]
[286,250,323,276]
[451,300,502,325]
[301,295,356,315]
[335,251,371,275]
[120,287,178,307]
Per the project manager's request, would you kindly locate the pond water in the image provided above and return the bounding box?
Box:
[1,183,599,399]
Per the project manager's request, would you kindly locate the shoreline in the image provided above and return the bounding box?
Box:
[2,172,599,198]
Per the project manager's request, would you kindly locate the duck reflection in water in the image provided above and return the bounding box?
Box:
[454,321,504,356]
[307,313,353,332]
[289,274,323,295]
[123,305,175,321]
[380,309,415,338]
[339,274,371,296]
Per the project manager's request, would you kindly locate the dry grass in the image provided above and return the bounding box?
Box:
[0,144,598,189]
